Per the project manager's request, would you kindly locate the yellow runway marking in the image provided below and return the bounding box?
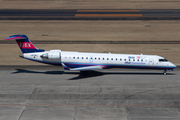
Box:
[75,14,143,17]
[77,10,140,12]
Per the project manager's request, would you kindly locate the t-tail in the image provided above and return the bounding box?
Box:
[4,34,44,53]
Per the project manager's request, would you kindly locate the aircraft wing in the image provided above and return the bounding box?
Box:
[62,63,104,71]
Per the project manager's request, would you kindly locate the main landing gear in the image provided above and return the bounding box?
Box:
[163,69,167,75]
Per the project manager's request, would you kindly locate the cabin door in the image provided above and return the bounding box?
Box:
[149,59,154,65]
[90,56,93,63]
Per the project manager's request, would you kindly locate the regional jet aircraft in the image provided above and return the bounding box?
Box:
[5,35,177,75]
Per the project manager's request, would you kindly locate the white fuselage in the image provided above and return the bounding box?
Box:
[22,49,176,71]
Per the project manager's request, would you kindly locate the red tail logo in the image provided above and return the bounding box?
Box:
[17,42,36,49]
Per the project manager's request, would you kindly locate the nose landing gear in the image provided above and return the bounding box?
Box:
[163,69,167,75]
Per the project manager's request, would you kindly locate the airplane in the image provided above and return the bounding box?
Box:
[5,34,177,75]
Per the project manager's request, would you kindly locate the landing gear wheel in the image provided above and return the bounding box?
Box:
[163,69,167,75]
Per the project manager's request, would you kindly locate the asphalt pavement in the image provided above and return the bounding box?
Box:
[0,67,180,120]
[1,9,180,20]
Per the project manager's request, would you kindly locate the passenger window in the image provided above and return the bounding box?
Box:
[120,59,122,61]
[103,58,104,60]
[124,59,126,61]
[95,57,97,60]
[73,57,75,59]
[137,59,139,61]
[141,59,143,62]
[107,58,109,60]
[77,57,79,59]
[98,58,100,60]
[86,57,88,59]
[129,59,131,61]
[82,57,83,59]
[133,59,135,61]
[111,58,113,60]
[116,58,117,61]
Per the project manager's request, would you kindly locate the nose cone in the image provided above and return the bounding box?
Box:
[169,62,177,68]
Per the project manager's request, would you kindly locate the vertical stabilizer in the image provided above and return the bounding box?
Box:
[5,34,44,53]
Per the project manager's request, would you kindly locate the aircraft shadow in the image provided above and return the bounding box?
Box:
[12,69,176,80]
[12,69,65,75]
[68,71,175,80]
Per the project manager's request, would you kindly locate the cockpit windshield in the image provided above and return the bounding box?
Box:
[159,59,168,62]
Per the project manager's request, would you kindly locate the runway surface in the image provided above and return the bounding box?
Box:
[1,9,180,20]
[0,66,180,120]
[1,40,180,44]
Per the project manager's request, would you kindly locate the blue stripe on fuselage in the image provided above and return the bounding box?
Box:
[64,62,176,70]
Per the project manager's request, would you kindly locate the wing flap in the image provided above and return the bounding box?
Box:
[70,66,104,71]
[62,63,104,71]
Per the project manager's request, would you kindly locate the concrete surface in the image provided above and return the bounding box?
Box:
[1,20,180,41]
[0,0,180,9]
[0,67,180,120]
[1,20,179,65]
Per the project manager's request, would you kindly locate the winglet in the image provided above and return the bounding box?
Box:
[62,63,70,70]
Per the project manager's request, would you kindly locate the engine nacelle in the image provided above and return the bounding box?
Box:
[41,50,61,59]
